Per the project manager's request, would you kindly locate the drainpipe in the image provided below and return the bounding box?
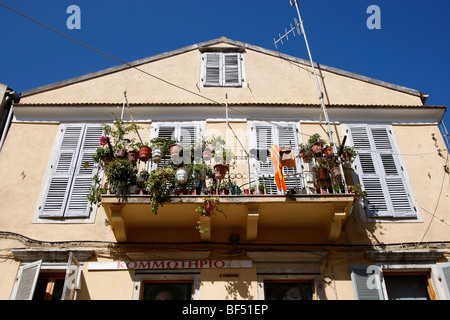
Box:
[0,89,20,151]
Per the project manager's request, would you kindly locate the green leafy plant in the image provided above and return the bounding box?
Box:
[145,167,175,215]
[195,196,223,233]
[87,174,107,206]
[105,158,137,190]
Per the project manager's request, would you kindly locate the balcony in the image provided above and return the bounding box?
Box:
[92,123,358,244]
[101,193,355,244]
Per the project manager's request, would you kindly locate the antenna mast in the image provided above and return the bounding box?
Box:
[275,0,335,150]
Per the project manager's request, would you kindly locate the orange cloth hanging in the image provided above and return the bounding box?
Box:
[271,145,286,192]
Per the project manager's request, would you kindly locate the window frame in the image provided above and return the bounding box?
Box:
[200,51,246,88]
[133,273,201,300]
[351,263,446,300]
[257,275,322,300]
[10,253,82,300]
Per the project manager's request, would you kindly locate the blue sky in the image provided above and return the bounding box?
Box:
[0,0,449,124]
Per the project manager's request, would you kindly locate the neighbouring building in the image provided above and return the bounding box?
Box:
[1,37,449,301]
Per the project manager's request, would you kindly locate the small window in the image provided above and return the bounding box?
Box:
[201,52,245,87]
[384,273,435,300]
[32,273,66,300]
[142,281,193,300]
[264,281,314,300]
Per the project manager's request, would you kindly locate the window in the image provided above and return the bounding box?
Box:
[11,253,81,300]
[142,281,193,300]
[150,122,202,170]
[133,274,200,300]
[350,264,448,300]
[200,51,245,87]
[39,124,102,219]
[250,122,303,194]
[264,281,314,300]
[347,124,416,218]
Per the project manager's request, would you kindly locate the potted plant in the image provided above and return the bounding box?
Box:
[308,133,326,157]
[137,169,150,187]
[195,196,223,233]
[135,142,152,162]
[323,144,334,158]
[299,143,313,163]
[315,160,329,180]
[126,143,140,164]
[105,158,137,194]
[340,146,357,166]
[258,182,268,194]
[145,167,175,214]
[192,163,211,181]
[249,185,256,195]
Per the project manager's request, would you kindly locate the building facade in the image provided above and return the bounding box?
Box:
[1,37,449,300]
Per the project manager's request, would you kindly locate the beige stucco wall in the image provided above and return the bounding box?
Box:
[19,42,423,106]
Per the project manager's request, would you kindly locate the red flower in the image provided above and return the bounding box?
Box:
[100,136,108,146]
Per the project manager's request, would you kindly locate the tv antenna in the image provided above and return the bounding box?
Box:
[273,17,301,49]
[274,0,336,150]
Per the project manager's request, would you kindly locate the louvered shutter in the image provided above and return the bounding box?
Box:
[255,123,302,194]
[278,125,302,192]
[40,125,84,218]
[223,53,241,86]
[371,127,415,218]
[65,125,103,217]
[350,126,390,217]
[438,263,450,300]
[152,123,200,169]
[62,253,81,300]
[204,53,221,87]
[349,125,415,218]
[12,260,42,300]
[351,265,385,300]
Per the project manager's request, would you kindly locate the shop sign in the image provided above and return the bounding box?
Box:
[88,260,252,271]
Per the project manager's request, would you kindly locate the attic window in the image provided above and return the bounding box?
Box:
[200,50,245,88]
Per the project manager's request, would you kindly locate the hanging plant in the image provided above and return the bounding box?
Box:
[195,196,223,233]
[145,167,175,215]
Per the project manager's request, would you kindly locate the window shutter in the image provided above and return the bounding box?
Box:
[349,125,415,218]
[65,125,103,217]
[223,53,241,86]
[255,123,302,194]
[350,265,385,300]
[438,262,450,300]
[62,253,81,300]
[12,260,42,300]
[371,127,415,218]
[40,125,84,218]
[204,53,221,87]
[278,125,302,192]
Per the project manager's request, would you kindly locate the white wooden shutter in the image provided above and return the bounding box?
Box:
[278,125,302,192]
[350,265,385,300]
[223,53,241,86]
[204,53,221,87]
[65,125,103,217]
[349,125,415,218]
[438,262,450,300]
[254,123,302,194]
[62,253,81,300]
[11,260,42,300]
[152,123,200,169]
[40,125,84,218]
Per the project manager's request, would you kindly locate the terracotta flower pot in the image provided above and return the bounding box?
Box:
[128,151,139,164]
[323,146,334,158]
[213,164,229,180]
[318,167,328,180]
[139,146,152,162]
[311,143,323,157]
